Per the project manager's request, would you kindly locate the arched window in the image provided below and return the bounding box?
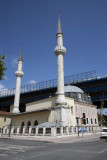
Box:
[34,120,38,126]
[91,118,93,124]
[21,122,25,133]
[95,119,97,124]
[21,122,25,127]
[71,106,73,115]
[27,121,31,127]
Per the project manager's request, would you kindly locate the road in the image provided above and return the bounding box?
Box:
[0,138,107,160]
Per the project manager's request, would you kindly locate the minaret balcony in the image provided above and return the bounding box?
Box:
[54,46,66,56]
[15,71,24,77]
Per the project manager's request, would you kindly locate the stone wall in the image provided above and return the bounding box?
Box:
[2,125,102,137]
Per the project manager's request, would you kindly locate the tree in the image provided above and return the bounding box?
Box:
[98,112,107,127]
[0,55,7,80]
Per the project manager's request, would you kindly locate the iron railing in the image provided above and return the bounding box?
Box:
[0,70,97,98]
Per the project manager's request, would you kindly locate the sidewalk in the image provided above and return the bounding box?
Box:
[0,133,101,144]
[50,133,101,143]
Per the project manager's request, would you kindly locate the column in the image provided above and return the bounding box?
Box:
[51,126,56,137]
[43,126,46,136]
[35,127,38,136]
[60,126,63,136]
[17,126,20,134]
[28,126,32,135]
[65,126,69,135]
[11,127,14,134]
[22,126,26,135]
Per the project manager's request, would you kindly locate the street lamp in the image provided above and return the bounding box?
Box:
[9,115,13,137]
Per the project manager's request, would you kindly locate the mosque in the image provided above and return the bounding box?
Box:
[3,13,99,136]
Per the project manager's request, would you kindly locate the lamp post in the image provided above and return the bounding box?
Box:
[100,93,105,127]
[9,115,13,137]
[76,117,80,137]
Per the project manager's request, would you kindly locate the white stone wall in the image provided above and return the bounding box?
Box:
[26,97,56,112]
[66,97,76,126]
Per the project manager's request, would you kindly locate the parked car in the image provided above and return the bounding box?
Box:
[100,128,107,139]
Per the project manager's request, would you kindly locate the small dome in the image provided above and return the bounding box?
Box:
[64,85,84,93]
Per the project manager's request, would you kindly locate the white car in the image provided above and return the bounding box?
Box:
[101,128,107,138]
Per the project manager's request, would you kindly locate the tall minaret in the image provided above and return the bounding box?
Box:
[12,44,24,114]
[54,12,67,106]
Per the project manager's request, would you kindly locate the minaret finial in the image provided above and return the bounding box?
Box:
[57,10,63,35]
[59,10,60,17]
[18,43,23,62]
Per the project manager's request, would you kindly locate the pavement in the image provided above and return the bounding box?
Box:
[0,133,107,160]
[0,134,107,160]
[0,132,102,143]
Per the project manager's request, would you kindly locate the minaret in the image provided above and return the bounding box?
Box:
[54,11,67,106]
[12,44,24,114]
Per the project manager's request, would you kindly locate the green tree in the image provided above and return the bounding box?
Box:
[102,114,107,127]
[98,112,107,127]
[0,55,7,80]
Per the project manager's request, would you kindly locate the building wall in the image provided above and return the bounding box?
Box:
[66,97,76,126]
[12,110,51,127]
[12,96,98,128]
[0,116,10,132]
[75,101,98,126]
[26,97,56,112]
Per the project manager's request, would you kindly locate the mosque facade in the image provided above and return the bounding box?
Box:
[12,85,98,128]
[3,13,99,136]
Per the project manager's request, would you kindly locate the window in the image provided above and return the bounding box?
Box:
[85,107,87,113]
[89,108,91,114]
[80,106,83,113]
[91,118,93,124]
[78,93,81,99]
[21,122,25,134]
[95,119,97,124]
[75,105,78,112]
[93,109,95,114]
[86,118,88,124]
[4,117,6,122]
[27,121,31,126]
[34,120,38,126]
[71,106,73,114]
[76,117,79,125]
[21,122,25,127]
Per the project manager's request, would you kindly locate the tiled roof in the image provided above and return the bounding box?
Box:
[0,111,11,116]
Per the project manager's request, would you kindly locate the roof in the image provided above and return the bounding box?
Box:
[0,111,11,116]
[57,11,63,35]
[64,85,84,93]
[12,108,51,116]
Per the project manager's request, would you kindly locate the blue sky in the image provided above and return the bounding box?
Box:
[0,0,107,113]
[0,0,107,89]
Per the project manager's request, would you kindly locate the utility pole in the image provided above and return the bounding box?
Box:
[100,93,105,127]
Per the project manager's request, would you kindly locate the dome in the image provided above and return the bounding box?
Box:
[64,85,84,93]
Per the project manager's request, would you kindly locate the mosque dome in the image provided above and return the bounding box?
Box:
[64,85,92,104]
[64,85,84,93]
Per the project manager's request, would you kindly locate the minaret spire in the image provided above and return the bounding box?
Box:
[57,11,63,35]
[18,43,23,62]
[12,44,24,114]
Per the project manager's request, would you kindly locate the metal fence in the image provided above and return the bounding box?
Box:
[0,70,96,98]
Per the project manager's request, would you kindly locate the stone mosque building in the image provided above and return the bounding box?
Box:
[3,13,99,136]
